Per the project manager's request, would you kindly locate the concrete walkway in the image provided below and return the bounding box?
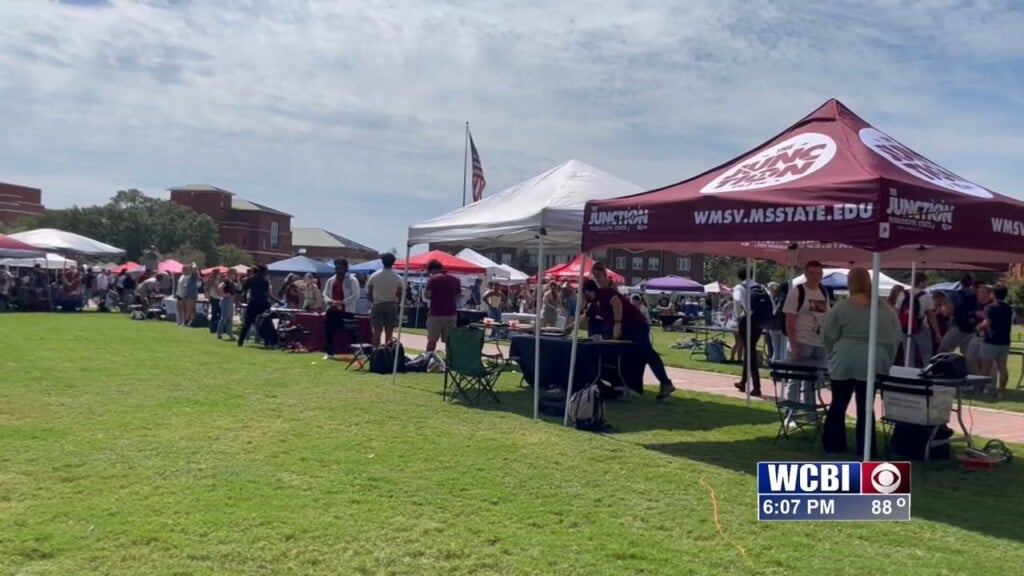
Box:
[395,332,1024,443]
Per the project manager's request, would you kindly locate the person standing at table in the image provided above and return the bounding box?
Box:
[424,259,461,353]
[588,263,675,400]
[782,261,832,427]
[366,253,404,347]
[237,265,275,347]
[821,267,902,457]
[321,259,360,360]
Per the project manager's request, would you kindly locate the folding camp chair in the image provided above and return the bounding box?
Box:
[769,363,829,446]
[443,326,511,404]
[342,317,375,371]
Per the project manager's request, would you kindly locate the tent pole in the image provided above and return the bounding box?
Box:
[564,251,588,426]
[863,252,882,462]
[533,233,546,420]
[745,258,753,407]
[392,244,411,384]
[904,261,916,367]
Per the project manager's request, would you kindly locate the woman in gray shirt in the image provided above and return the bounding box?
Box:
[821,267,902,457]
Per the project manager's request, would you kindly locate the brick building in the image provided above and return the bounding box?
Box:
[0,182,46,225]
[168,184,293,264]
[604,249,706,286]
[292,227,377,263]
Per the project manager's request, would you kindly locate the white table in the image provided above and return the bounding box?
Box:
[162,297,210,320]
[502,313,537,324]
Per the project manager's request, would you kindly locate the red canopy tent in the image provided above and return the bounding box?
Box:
[579,98,1024,459]
[158,259,185,274]
[582,99,1024,265]
[394,250,486,274]
[534,254,625,284]
[202,265,229,277]
[110,261,140,274]
[0,234,45,258]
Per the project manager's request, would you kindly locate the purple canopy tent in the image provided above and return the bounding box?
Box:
[641,275,705,292]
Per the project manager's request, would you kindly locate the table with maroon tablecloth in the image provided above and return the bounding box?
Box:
[291,313,372,353]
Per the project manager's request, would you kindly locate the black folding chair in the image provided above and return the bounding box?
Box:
[769,364,829,446]
[443,327,511,404]
[342,317,375,371]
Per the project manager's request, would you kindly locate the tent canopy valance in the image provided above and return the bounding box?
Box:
[581,99,1024,265]
[408,159,643,248]
[9,228,125,257]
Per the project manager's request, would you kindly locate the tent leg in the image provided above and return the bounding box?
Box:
[392,244,411,384]
[864,252,882,462]
[564,251,588,426]
[904,261,916,368]
[745,258,753,407]
[533,235,546,421]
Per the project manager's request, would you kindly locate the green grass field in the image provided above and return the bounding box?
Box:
[2,314,1023,575]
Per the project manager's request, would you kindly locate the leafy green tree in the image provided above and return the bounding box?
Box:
[216,244,254,267]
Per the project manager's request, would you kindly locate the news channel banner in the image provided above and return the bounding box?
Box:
[757,461,911,521]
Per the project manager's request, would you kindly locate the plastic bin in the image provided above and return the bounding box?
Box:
[882,385,955,426]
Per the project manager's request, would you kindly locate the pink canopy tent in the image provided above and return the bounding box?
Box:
[394,250,485,275]
[158,259,185,274]
[201,265,229,277]
[580,98,1024,460]
[582,99,1024,265]
[110,261,140,274]
[533,254,625,284]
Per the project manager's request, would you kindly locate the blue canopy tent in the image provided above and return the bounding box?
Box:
[267,255,335,276]
[349,259,383,274]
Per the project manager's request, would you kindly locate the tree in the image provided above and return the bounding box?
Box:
[703,255,788,284]
[216,244,254,267]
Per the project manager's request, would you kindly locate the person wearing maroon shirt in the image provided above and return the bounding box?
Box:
[587,262,676,400]
[424,259,461,352]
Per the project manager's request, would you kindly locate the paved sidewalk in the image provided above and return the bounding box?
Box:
[395,332,1024,443]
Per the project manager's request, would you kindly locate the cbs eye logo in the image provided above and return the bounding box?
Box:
[870,463,902,494]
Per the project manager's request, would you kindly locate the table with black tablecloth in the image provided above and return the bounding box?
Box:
[291,313,372,352]
[508,335,644,394]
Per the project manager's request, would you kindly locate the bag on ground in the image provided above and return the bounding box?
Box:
[569,383,606,432]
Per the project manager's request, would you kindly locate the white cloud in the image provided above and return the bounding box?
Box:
[1,0,1022,251]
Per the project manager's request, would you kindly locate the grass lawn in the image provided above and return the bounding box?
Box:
[3,314,1023,575]
[403,326,1024,413]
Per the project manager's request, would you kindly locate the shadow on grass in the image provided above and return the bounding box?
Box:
[645,436,1024,543]
[439,382,778,433]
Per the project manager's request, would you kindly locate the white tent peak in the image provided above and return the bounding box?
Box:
[791,267,908,297]
[454,248,510,279]
[408,159,643,247]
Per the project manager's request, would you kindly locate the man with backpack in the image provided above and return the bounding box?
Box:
[781,260,832,424]
[732,268,774,397]
[939,274,978,356]
[896,272,940,368]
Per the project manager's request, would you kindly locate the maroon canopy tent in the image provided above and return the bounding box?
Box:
[577,98,1024,460]
[0,234,45,258]
[581,99,1024,264]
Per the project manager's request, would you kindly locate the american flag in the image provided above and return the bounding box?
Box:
[469,132,486,202]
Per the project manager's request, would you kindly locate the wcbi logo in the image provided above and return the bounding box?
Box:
[757,461,911,495]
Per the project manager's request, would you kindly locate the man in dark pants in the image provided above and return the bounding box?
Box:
[588,263,675,400]
[732,269,763,397]
[321,259,359,360]
[237,265,274,347]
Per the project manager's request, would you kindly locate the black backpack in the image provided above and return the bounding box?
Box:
[770,283,791,333]
[748,284,775,327]
[370,341,407,374]
[569,383,607,432]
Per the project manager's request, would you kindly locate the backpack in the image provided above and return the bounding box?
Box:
[898,290,926,333]
[569,383,606,432]
[705,340,727,363]
[370,341,407,374]
[770,283,791,333]
[748,284,775,327]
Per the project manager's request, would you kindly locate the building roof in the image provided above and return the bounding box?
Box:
[292,227,375,253]
[167,184,235,195]
[231,198,292,217]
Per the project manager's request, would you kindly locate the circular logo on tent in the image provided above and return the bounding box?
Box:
[700,132,837,194]
[859,128,992,199]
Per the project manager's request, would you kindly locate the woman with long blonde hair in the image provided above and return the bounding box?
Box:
[821,267,902,457]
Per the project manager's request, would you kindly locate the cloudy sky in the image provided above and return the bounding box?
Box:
[1,0,1022,253]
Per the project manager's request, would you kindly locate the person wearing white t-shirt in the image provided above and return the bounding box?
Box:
[782,261,831,424]
[366,253,404,346]
[895,272,939,368]
[731,269,762,395]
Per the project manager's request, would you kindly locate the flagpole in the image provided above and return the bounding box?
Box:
[461,121,469,207]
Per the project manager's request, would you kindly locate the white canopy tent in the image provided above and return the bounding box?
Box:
[400,159,645,419]
[495,264,529,285]
[0,252,77,269]
[790,267,908,297]
[9,228,124,257]
[455,248,511,280]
